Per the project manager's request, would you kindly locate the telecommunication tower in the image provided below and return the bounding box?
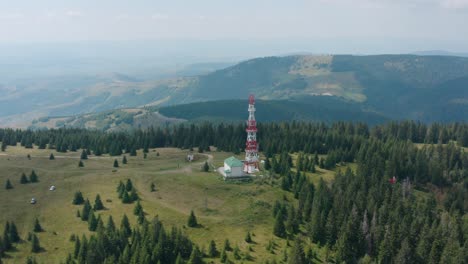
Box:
[244,94,259,173]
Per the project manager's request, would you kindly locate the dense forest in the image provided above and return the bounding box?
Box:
[1,121,467,263]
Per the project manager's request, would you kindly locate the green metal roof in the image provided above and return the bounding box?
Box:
[224,156,244,167]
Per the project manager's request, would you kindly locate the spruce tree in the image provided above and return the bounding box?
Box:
[202,161,210,172]
[9,222,20,243]
[31,234,40,253]
[33,218,42,232]
[20,173,29,184]
[188,246,203,264]
[29,170,38,183]
[106,216,116,233]
[78,160,84,167]
[93,194,104,210]
[125,179,133,191]
[5,179,12,190]
[133,201,143,216]
[223,239,232,251]
[120,214,131,237]
[137,210,145,225]
[121,191,131,204]
[122,155,127,164]
[245,231,252,243]
[187,210,198,227]
[273,213,286,238]
[288,238,307,264]
[80,150,88,160]
[81,199,92,221]
[49,153,55,160]
[88,213,97,231]
[113,159,119,168]
[72,191,84,205]
[150,182,156,192]
[129,188,139,202]
[208,240,218,257]
[220,249,227,262]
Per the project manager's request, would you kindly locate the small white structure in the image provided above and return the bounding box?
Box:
[187,154,194,162]
[223,156,245,178]
[49,185,56,191]
[30,198,37,204]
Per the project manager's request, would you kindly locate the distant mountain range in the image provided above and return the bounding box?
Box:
[2,54,468,129]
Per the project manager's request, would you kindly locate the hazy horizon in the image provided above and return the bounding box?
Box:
[1,0,467,59]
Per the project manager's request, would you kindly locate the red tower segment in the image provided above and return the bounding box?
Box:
[244,94,259,173]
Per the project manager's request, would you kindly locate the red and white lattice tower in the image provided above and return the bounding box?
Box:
[244,94,259,173]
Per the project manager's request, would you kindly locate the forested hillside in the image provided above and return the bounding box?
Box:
[3,54,468,128]
[1,121,467,263]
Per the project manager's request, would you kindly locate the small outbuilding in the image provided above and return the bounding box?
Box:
[30,198,37,204]
[49,186,56,191]
[223,156,245,178]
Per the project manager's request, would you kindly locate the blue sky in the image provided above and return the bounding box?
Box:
[0,0,467,55]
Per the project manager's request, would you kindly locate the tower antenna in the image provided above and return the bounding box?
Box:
[244,94,259,173]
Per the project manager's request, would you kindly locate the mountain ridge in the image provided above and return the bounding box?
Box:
[1,54,468,127]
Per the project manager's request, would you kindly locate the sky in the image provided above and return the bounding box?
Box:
[0,0,467,57]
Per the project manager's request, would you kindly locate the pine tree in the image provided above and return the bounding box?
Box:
[120,214,131,237]
[121,191,131,204]
[125,179,133,191]
[106,215,116,233]
[93,194,104,210]
[80,150,88,160]
[26,256,38,264]
[78,160,84,167]
[188,246,203,264]
[5,179,12,190]
[233,246,241,260]
[113,159,119,168]
[31,234,40,253]
[72,191,85,205]
[133,200,143,215]
[20,173,29,184]
[137,210,145,225]
[288,238,307,264]
[202,161,210,172]
[9,222,20,243]
[33,218,42,232]
[81,199,92,221]
[129,188,139,202]
[188,210,198,227]
[245,231,252,243]
[49,153,55,160]
[122,155,127,164]
[88,213,97,231]
[208,240,218,257]
[223,239,232,251]
[273,213,286,238]
[29,170,38,183]
[150,182,156,192]
[264,158,271,170]
[220,249,227,262]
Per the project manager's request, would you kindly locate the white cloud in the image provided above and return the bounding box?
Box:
[440,0,468,9]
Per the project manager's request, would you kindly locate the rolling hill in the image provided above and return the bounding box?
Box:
[2,54,468,128]
[28,97,388,131]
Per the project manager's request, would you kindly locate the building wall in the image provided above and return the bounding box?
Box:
[224,162,244,177]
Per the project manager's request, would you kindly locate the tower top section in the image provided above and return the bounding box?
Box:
[249,94,255,105]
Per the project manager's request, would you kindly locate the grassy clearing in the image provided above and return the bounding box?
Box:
[0,146,311,263]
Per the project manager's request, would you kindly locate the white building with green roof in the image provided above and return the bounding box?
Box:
[223,156,245,178]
